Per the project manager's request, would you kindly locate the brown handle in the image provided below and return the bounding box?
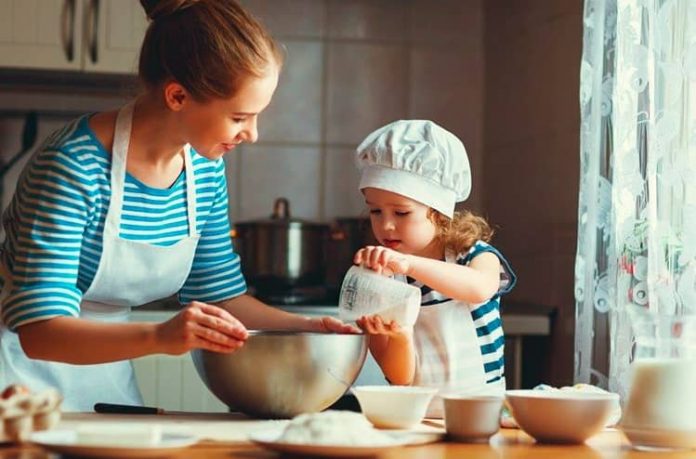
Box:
[94,402,163,415]
[271,197,290,219]
[60,0,76,62]
[330,226,347,241]
[86,0,100,64]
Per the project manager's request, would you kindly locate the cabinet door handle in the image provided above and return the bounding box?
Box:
[86,0,100,63]
[60,0,76,62]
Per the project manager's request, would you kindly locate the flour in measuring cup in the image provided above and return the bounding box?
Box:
[278,411,398,445]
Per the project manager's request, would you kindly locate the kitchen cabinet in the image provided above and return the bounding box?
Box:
[0,0,147,74]
[132,354,229,413]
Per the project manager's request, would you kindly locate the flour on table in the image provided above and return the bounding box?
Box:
[278,410,398,446]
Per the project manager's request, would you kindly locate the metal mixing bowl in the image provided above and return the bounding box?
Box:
[191,330,367,419]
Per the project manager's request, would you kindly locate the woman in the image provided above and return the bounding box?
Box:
[0,0,355,411]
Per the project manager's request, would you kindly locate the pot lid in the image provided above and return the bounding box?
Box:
[235,197,328,228]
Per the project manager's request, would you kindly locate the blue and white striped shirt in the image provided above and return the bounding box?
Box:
[0,115,247,331]
[407,241,516,384]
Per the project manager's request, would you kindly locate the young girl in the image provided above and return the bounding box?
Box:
[353,120,517,417]
[0,0,353,411]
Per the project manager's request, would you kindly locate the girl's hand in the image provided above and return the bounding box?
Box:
[354,245,412,276]
[356,315,409,339]
[309,316,361,334]
[156,301,248,354]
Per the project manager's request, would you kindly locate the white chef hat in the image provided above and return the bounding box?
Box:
[355,120,471,218]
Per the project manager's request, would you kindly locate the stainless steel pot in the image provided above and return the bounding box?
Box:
[233,198,329,289]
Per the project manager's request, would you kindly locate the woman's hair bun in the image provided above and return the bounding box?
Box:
[140,0,199,21]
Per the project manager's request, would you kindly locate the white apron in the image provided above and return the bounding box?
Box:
[0,102,200,411]
[404,251,506,418]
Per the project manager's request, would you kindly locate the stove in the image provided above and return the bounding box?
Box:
[249,285,339,306]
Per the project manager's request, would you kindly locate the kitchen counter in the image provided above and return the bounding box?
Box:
[1,413,692,458]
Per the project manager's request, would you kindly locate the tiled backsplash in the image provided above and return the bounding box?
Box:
[0,0,484,226]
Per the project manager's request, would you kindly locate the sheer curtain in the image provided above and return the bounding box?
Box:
[575,0,696,399]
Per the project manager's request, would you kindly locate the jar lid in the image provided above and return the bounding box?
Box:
[234,197,328,229]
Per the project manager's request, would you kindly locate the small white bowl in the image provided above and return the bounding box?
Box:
[352,386,438,429]
[505,390,618,444]
[443,395,503,442]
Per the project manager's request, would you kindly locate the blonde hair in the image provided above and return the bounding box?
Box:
[429,209,494,255]
[138,0,283,101]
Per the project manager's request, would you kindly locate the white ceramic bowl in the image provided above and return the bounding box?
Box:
[352,386,438,429]
[443,395,504,442]
[505,390,619,444]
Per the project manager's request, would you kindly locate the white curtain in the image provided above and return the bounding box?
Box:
[575,0,696,399]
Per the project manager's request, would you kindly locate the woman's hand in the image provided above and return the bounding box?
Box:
[156,301,248,354]
[309,316,361,334]
[354,245,412,276]
[356,315,409,339]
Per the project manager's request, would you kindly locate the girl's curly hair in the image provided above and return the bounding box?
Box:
[429,209,494,254]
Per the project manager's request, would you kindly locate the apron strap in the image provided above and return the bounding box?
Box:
[106,103,198,239]
[182,144,197,238]
[105,102,133,238]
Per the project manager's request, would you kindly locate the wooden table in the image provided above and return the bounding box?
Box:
[1,413,695,459]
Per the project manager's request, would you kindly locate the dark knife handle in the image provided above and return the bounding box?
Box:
[94,402,163,415]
